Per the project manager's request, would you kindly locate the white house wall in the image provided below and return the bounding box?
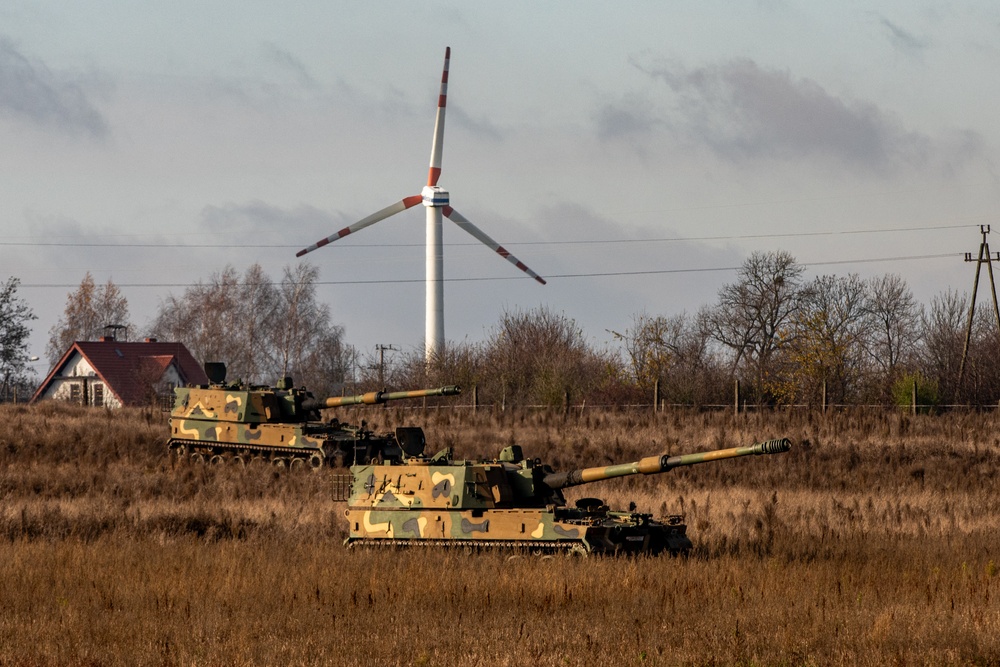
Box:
[38,352,122,408]
[160,365,184,389]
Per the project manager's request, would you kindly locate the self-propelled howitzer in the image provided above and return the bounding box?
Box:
[167,364,460,469]
[344,438,792,555]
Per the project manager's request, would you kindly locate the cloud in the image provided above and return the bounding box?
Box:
[594,93,660,140]
[448,104,504,142]
[201,201,344,235]
[630,57,935,170]
[0,37,108,138]
[260,42,318,89]
[877,16,931,57]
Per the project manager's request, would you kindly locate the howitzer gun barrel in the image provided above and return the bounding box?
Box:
[542,438,791,490]
[302,385,461,411]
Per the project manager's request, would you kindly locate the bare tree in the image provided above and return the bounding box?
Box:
[482,306,608,407]
[862,273,921,397]
[0,277,37,401]
[782,274,868,405]
[149,266,242,376]
[150,263,353,391]
[234,264,280,383]
[615,310,721,405]
[707,250,807,402]
[46,273,131,364]
[272,264,326,379]
[918,289,967,404]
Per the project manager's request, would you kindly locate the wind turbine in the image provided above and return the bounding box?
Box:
[296,47,546,362]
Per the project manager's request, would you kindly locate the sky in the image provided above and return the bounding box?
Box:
[2,1,999,378]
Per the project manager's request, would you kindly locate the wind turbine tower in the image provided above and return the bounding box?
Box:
[296,47,546,362]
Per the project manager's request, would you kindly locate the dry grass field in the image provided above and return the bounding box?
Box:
[0,401,998,666]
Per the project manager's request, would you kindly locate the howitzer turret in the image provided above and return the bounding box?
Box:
[167,362,461,469]
[344,437,793,555]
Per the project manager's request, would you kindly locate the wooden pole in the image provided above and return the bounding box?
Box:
[734,379,741,415]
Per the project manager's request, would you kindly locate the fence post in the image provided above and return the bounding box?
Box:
[472,384,478,414]
[564,389,570,416]
[653,379,660,415]
[821,379,827,414]
[734,379,741,415]
[912,379,917,416]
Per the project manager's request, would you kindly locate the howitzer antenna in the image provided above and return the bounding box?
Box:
[957,225,1000,394]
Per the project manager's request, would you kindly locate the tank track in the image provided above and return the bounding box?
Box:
[345,538,587,554]
[168,439,324,459]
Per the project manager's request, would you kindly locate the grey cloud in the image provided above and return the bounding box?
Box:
[0,37,108,138]
[878,16,931,56]
[448,104,503,142]
[595,93,659,140]
[636,57,930,170]
[201,201,344,235]
[261,42,318,89]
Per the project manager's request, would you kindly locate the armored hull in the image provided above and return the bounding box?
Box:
[345,505,691,555]
[343,438,791,555]
[167,365,458,468]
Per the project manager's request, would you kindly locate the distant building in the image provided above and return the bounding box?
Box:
[31,338,209,408]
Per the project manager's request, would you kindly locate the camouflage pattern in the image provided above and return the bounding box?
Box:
[306,386,460,410]
[543,438,792,489]
[344,438,791,555]
[167,378,460,468]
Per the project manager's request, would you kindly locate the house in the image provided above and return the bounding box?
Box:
[31,338,209,408]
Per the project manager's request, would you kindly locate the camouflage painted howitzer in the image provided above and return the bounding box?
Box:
[167,363,460,469]
[344,437,792,555]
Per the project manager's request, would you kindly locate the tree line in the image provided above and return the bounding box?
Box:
[4,249,999,408]
[387,250,1000,410]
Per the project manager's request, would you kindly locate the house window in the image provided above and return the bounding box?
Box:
[69,383,82,404]
[93,384,104,407]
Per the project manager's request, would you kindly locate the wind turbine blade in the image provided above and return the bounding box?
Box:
[296,195,422,257]
[427,46,450,187]
[443,206,547,285]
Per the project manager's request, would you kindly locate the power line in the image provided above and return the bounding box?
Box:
[14,251,960,289]
[0,223,975,249]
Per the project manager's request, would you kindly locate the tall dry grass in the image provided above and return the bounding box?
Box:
[0,402,998,665]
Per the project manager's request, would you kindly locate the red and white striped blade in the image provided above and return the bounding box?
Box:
[427,46,450,187]
[443,206,547,284]
[296,195,422,257]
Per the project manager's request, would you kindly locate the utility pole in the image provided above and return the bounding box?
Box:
[957,225,1000,393]
[374,344,399,388]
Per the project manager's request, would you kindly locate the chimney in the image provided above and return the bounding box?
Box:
[144,337,157,343]
[100,335,115,342]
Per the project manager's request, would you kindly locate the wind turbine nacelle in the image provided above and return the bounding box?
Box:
[421,185,450,208]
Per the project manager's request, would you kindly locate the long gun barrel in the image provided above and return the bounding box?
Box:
[301,385,461,411]
[542,438,792,490]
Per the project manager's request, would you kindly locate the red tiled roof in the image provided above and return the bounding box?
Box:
[31,340,210,406]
